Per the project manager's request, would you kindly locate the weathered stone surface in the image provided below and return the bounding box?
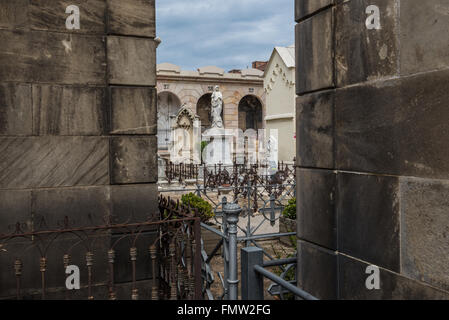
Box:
[400,0,449,76]
[339,254,449,300]
[296,8,334,94]
[296,90,334,169]
[110,184,159,224]
[337,173,400,271]
[297,240,338,300]
[297,169,336,250]
[295,0,333,21]
[107,36,156,86]
[335,79,401,175]
[33,85,106,135]
[0,0,28,29]
[336,69,449,179]
[0,137,109,189]
[110,137,158,184]
[0,190,31,234]
[107,0,156,37]
[0,30,106,84]
[335,0,399,87]
[400,178,449,292]
[32,186,110,228]
[110,87,157,135]
[29,0,106,33]
[0,84,32,136]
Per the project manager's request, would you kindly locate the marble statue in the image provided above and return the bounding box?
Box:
[211,85,224,128]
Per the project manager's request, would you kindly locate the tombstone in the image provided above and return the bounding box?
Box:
[170,105,201,164]
[202,87,233,166]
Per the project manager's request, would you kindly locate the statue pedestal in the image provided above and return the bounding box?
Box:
[202,128,234,166]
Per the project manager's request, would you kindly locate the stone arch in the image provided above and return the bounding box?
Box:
[157,91,181,150]
[238,95,264,131]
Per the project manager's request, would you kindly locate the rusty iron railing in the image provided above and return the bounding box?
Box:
[0,196,203,300]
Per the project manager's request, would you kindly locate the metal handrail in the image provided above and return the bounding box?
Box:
[253,264,318,300]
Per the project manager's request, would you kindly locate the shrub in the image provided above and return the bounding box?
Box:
[282,198,296,220]
[181,193,214,222]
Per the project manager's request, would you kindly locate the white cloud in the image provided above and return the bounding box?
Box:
[156,0,294,71]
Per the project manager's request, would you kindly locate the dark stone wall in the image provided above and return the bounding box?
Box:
[295,0,449,299]
[0,0,158,299]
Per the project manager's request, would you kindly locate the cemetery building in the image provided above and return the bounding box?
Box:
[263,45,296,162]
[156,63,266,157]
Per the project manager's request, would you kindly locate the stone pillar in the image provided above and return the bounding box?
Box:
[0,0,158,299]
[295,0,449,299]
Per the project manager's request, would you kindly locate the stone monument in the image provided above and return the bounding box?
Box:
[170,104,201,164]
[202,86,233,165]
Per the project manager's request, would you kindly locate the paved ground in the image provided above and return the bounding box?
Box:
[207,240,296,300]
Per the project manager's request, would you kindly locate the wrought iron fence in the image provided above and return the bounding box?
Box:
[159,158,299,300]
[0,196,203,300]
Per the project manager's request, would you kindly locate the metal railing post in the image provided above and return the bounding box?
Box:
[241,247,264,300]
[223,201,241,300]
[221,197,229,299]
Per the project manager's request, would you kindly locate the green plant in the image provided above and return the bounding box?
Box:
[201,141,209,153]
[181,193,214,222]
[282,198,296,220]
[271,243,297,300]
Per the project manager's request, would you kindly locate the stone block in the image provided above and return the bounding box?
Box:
[32,186,110,228]
[335,79,401,175]
[29,0,106,34]
[107,0,156,37]
[337,172,400,271]
[296,8,334,94]
[110,184,159,224]
[295,0,334,21]
[110,136,158,184]
[400,178,449,292]
[336,69,449,179]
[110,87,157,135]
[107,36,156,86]
[297,169,336,250]
[0,190,31,234]
[296,90,334,169]
[0,83,32,136]
[32,85,106,135]
[335,0,399,87]
[0,30,106,84]
[297,240,338,300]
[0,0,28,29]
[400,0,449,75]
[0,137,109,189]
[339,254,449,300]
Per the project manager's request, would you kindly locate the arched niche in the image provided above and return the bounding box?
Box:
[196,93,224,132]
[238,95,263,131]
[157,91,181,150]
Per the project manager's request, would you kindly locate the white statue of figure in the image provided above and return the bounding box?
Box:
[211,85,224,128]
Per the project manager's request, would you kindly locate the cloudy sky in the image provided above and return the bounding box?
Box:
[156,0,295,71]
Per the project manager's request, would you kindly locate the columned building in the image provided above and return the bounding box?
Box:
[156,63,265,155]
